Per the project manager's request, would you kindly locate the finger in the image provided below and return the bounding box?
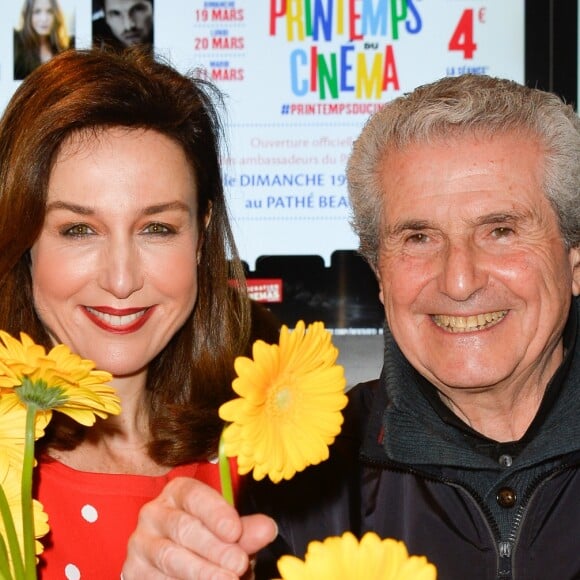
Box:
[123,539,243,580]
[160,478,244,543]
[238,515,278,554]
[133,499,250,573]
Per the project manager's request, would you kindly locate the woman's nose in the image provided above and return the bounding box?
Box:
[98,238,144,299]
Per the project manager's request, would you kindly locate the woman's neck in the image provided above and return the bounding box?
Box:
[47,373,169,475]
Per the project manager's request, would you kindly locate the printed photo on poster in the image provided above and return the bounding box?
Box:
[92,0,153,51]
[13,0,75,80]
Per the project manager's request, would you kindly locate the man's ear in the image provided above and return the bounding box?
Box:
[571,245,580,297]
[370,261,385,305]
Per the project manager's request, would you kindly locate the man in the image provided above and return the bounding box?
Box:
[92,0,153,50]
[122,75,580,579]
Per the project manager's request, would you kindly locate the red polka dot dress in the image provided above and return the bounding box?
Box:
[35,456,240,579]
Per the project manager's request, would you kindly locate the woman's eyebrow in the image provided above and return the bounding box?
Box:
[142,201,192,216]
[45,200,193,216]
[45,200,94,215]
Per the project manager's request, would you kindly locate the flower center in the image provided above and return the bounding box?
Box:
[275,387,292,411]
[268,373,297,417]
[17,377,68,410]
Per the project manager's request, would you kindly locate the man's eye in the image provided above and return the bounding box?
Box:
[407,233,429,244]
[492,227,514,238]
[62,224,93,237]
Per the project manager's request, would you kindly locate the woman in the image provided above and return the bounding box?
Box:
[0,48,255,577]
[13,0,73,80]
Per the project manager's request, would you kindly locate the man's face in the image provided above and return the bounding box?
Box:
[104,0,153,47]
[376,132,580,397]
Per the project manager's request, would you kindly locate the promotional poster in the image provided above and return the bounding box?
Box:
[1,0,527,334]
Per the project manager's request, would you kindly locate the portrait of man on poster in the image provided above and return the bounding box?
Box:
[92,0,153,51]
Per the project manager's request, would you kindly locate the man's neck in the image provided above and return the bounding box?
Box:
[438,383,546,442]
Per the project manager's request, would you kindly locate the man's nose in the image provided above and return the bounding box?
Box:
[438,240,487,301]
[122,13,136,30]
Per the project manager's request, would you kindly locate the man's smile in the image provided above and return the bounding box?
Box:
[431,310,508,333]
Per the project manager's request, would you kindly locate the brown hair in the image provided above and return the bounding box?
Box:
[0,48,251,464]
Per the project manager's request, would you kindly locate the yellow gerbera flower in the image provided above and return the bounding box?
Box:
[0,393,50,479]
[219,321,347,483]
[0,331,121,577]
[0,331,120,425]
[276,532,437,580]
[0,465,49,559]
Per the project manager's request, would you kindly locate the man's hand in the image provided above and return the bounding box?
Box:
[122,477,277,579]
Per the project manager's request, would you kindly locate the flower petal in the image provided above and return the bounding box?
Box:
[219,321,346,483]
[275,532,437,579]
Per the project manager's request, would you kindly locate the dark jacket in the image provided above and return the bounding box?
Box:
[244,298,580,580]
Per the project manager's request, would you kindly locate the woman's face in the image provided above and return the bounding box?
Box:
[31,0,55,37]
[30,128,202,378]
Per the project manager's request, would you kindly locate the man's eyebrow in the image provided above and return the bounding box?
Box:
[472,211,528,227]
[387,211,531,236]
[387,219,432,236]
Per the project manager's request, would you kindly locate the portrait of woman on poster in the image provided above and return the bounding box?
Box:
[13,0,74,80]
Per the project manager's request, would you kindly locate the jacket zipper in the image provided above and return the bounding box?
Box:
[361,455,578,579]
[500,463,575,579]
[361,456,506,578]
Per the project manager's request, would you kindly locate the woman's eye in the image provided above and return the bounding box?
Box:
[62,224,93,237]
[143,223,174,235]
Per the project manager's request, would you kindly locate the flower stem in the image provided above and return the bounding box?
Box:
[22,405,38,579]
[0,533,14,580]
[0,483,22,578]
[218,432,234,506]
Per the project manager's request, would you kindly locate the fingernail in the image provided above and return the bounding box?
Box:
[222,549,247,576]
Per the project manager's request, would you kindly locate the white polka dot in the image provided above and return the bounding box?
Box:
[65,563,81,580]
[81,504,98,523]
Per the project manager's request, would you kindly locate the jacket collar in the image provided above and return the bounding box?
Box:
[361,297,580,470]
